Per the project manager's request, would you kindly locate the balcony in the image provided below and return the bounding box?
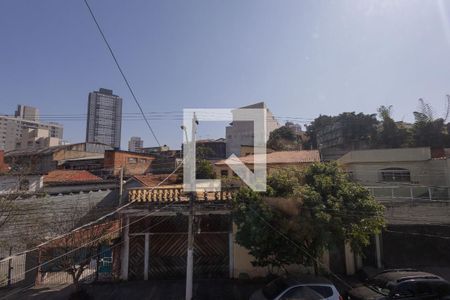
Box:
[128,186,235,203]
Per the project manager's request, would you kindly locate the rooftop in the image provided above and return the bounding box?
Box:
[44,170,102,184]
[215,150,320,166]
[131,174,180,187]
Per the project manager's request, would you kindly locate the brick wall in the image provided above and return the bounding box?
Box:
[0,150,9,172]
[104,150,155,176]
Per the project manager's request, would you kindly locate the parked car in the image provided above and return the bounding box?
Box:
[250,275,342,300]
[348,269,450,300]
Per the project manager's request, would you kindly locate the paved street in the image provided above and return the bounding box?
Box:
[0,279,265,300]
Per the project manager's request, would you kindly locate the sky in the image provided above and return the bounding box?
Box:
[2,0,450,149]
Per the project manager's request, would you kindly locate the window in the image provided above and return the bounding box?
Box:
[128,157,137,164]
[139,159,147,163]
[280,286,324,300]
[221,169,228,177]
[392,282,415,298]
[415,282,434,297]
[380,168,410,182]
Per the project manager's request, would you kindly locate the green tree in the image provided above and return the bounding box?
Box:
[375,105,410,148]
[304,113,378,150]
[304,115,335,149]
[267,124,302,151]
[412,99,447,147]
[196,159,215,179]
[233,163,385,275]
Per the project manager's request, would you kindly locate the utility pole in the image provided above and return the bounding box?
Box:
[185,113,198,300]
[119,167,124,205]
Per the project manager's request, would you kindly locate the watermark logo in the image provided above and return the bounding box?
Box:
[182,108,267,192]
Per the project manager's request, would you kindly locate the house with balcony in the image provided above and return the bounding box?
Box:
[338,147,450,200]
[338,147,450,272]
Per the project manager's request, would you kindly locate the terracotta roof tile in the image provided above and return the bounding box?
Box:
[215,150,320,165]
[44,170,102,184]
[132,174,179,187]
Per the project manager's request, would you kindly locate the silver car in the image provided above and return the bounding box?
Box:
[250,275,342,300]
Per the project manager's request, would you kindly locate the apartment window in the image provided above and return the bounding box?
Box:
[128,157,137,164]
[380,168,410,182]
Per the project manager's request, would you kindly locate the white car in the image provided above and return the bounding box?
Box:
[250,275,343,300]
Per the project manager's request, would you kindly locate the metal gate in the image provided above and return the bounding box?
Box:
[147,232,229,279]
[128,215,230,280]
[129,235,145,280]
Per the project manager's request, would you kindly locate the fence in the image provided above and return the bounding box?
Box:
[367,186,450,201]
[0,253,26,288]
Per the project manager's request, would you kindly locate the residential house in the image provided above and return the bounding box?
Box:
[338,147,450,199]
[5,142,112,174]
[214,150,320,179]
[42,170,116,195]
[338,147,450,273]
[103,150,156,177]
[57,154,105,176]
[0,174,43,195]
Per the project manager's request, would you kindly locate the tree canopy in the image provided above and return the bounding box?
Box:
[304,97,450,150]
[233,163,385,274]
[267,124,303,151]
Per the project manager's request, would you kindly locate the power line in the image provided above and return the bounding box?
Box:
[81,0,161,146]
[0,160,183,264]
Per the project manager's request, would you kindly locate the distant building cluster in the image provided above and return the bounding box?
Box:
[0,105,63,152]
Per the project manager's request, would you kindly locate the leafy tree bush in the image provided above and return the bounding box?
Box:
[233,163,385,275]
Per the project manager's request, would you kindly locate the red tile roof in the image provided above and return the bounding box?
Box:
[44,170,102,184]
[132,174,180,187]
[215,150,320,166]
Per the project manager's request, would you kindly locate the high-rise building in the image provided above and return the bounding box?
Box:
[128,136,144,152]
[225,102,280,157]
[15,105,39,121]
[0,105,63,152]
[86,88,122,149]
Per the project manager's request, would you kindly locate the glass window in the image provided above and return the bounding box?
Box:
[380,168,411,182]
[280,286,324,300]
[415,282,433,296]
[128,157,137,164]
[308,286,333,298]
[392,282,415,298]
[262,278,289,299]
[221,170,228,177]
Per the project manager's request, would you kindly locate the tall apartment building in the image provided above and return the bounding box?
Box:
[225,102,280,156]
[0,105,63,152]
[128,136,144,152]
[86,88,122,149]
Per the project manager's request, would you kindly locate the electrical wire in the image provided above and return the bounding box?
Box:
[81,0,161,146]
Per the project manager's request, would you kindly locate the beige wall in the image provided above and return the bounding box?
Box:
[215,163,311,179]
[339,147,431,164]
[341,160,448,187]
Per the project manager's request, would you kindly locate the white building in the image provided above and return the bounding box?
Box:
[0,105,63,152]
[225,102,280,157]
[18,128,61,150]
[128,136,144,152]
